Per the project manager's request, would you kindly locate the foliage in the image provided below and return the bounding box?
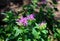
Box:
[0,0,60,41]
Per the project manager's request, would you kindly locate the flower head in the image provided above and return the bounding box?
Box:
[18,17,28,26]
[27,14,35,20]
[16,14,35,26]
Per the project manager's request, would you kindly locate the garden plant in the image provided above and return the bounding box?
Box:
[0,0,60,41]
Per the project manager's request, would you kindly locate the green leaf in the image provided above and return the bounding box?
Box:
[42,30,48,35]
[32,28,40,39]
[33,39,37,41]
[48,37,51,41]
[25,39,31,41]
[56,28,60,34]
[39,23,47,30]
[13,26,23,37]
[35,23,40,29]
[41,38,44,41]
[35,23,47,30]
[17,37,22,41]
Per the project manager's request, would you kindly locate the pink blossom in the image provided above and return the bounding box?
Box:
[17,14,35,26]
[27,14,35,20]
[18,17,28,26]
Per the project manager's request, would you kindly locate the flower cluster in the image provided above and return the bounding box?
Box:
[16,14,35,26]
[27,14,35,20]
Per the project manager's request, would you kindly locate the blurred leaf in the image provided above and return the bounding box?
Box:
[52,0,57,4]
[42,30,48,35]
[39,23,47,30]
[32,0,38,8]
[48,36,51,41]
[56,28,60,34]
[35,23,40,29]
[25,39,31,41]
[33,39,37,41]
[13,26,23,37]
[17,37,22,41]
[32,28,40,39]
[41,38,44,41]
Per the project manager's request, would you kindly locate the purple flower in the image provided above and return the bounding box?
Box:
[27,14,35,20]
[18,17,28,26]
[17,14,35,26]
